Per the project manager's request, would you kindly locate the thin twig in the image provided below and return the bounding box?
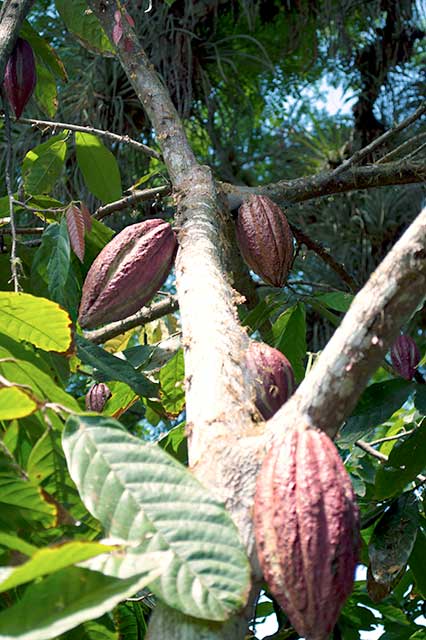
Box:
[404,141,426,161]
[367,430,415,445]
[331,102,426,176]
[290,223,358,292]
[94,184,171,219]
[83,295,179,344]
[356,438,426,482]
[0,114,162,160]
[2,226,44,235]
[1,88,20,291]
[376,132,426,164]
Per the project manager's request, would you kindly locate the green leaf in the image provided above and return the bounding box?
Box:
[55,0,114,55]
[76,335,158,400]
[0,336,79,411]
[48,217,71,304]
[34,62,58,118]
[61,617,118,640]
[0,291,72,352]
[369,493,419,587]
[0,564,162,640]
[271,302,306,382]
[0,541,116,592]
[63,415,251,621]
[75,132,121,204]
[0,474,56,527]
[375,418,426,498]
[314,291,354,312]
[159,350,185,416]
[409,530,426,597]
[413,383,426,414]
[27,428,64,484]
[21,20,68,80]
[0,387,37,419]
[339,379,413,445]
[0,531,37,556]
[23,133,68,195]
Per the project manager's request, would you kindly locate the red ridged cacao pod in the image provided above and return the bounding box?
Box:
[3,38,36,119]
[246,341,295,420]
[236,195,293,287]
[254,424,359,640]
[78,219,177,329]
[85,383,111,412]
[390,334,420,381]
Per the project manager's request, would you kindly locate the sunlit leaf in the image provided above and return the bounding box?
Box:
[0,387,37,419]
[75,132,121,204]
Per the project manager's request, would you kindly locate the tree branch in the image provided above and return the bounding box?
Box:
[0,114,162,159]
[332,102,426,176]
[268,206,426,442]
[94,185,171,220]
[222,160,426,210]
[0,0,35,83]
[83,295,179,344]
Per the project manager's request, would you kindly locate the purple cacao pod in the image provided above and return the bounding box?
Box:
[246,341,295,420]
[236,195,293,287]
[3,38,36,119]
[85,383,111,412]
[254,425,360,640]
[78,219,177,329]
[390,335,420,381]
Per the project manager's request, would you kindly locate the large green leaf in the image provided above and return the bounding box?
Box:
[0,387,37,419]
[23,133,68,195]
[48,217,71,304]
[0,564,162,640]
[75,132,121,204]
[0,541,115,592]
[0,531,37,556]
[21,20,67,80]
[0,292,72,352]
[76,335,158,399]
[339,379,413,445]
[159,350,185,416]
[34,62,58,118]
[271,302,306,382]
[314,291,354,312]
[62,415,251,621]
[375,418,426,499]
[55,0,114,55]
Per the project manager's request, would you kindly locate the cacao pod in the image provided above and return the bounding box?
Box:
[390,334,420,381]
[236,195,293,287]
[85,383,111,412]
[254,424,359,640]
[3,38,36,119]
[246,341,295,420]
[78,219,177,329]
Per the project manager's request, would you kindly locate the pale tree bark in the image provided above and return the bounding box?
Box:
[86,4,426,639]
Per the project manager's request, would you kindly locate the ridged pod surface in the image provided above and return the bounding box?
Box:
[85,383,111,412]
[3,38,36,119]
[390,335,420,381]
[246,341,295,420]
[254,425,359,640]
[236,195,293,287]
[78,219,177,329]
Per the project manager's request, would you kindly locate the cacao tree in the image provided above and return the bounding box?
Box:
[0,1,426,639]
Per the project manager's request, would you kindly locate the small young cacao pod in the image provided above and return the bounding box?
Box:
[3,38,36,119]
[85,383,111,412]
[78,219,177,329]
[390,334,420,381]
[236,195,293,287]
[246,341,295,419]
[254,424,360,640]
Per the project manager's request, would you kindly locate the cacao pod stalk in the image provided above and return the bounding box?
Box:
[254,424,360,640]
[78,219,177,329]
[246,341,295,419]
[390,334,420,381]
[3,38,36,119]
[236,195,293,287]
[85,383,111,412]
